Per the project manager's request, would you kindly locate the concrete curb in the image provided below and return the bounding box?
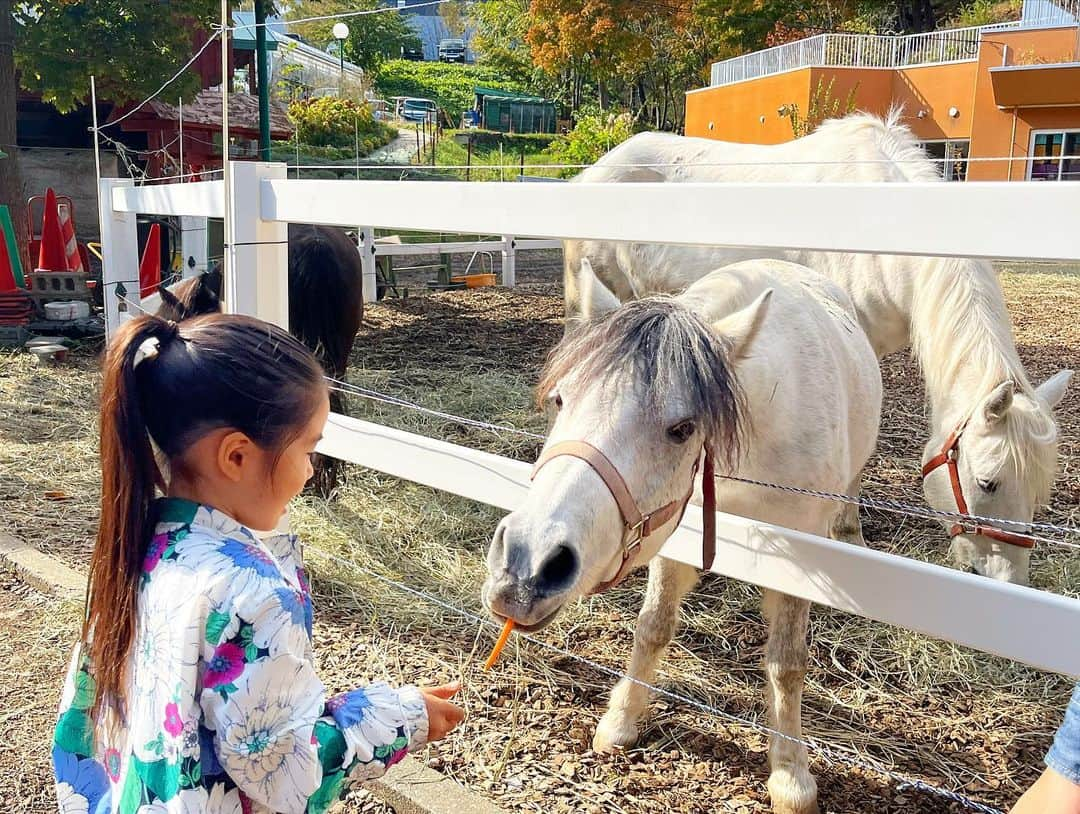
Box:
[0,532,505,814]
[0,532,86,600]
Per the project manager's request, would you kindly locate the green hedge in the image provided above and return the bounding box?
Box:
[374,60,525,121]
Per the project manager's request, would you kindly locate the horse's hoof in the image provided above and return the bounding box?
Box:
[592,712,639,753]
[768,768,819,814]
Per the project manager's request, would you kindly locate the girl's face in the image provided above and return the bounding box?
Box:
[169,391,331,533]
[251,392,331,531]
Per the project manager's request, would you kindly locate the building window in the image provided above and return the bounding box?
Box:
[920,139,970,181]
[1029,130,1080,182]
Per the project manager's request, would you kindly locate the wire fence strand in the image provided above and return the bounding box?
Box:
[303,540,1006,814]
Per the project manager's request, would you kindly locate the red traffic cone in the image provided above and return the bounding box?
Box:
[0,226,16,292]
[37,188,70,273]
[58,202,83,273]
[139,223,162,297]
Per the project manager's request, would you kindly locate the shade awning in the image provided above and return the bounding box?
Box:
[990,63,1080,107]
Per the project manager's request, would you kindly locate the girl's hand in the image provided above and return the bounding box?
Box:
[420,682,464,742]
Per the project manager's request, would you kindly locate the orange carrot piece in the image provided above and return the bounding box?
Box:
[484,618,516,671]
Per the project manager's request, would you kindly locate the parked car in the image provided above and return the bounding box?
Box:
[401,43,424,61]
[400,98,438,123]
[438,38,466,63]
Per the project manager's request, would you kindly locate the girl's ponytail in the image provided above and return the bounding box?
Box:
[83,312,324,716]
[84,316,180,717]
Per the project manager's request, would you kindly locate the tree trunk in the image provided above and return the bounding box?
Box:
[896,0,936,32]
[0,0,29,270]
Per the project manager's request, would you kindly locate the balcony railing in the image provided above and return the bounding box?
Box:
[707,0,1078,87]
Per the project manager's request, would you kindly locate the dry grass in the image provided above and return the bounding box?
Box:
[0,260,1076,813]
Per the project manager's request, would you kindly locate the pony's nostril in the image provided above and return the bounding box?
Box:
[536,544,578,595]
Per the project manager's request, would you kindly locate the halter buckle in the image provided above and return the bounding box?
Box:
[626,516,649,550]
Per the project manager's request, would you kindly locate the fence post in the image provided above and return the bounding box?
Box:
[179,216,208,279]
[359,226,377,303]
[501,235,516,288]
[228,161,289,329]
[98,177,139,338]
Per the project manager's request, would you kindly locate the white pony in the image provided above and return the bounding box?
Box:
[563,112,1072,584]
[485,258,882,814]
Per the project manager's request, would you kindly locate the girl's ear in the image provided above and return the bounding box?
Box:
[216,431,255,483]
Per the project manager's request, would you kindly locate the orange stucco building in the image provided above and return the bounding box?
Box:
[686,4,1080,181]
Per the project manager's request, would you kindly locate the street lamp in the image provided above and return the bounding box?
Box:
[333,22,349,91]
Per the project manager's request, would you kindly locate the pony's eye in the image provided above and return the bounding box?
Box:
[666,420,696,444]
[977,478,998,493]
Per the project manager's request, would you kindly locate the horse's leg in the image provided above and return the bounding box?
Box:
[762,589,818,814]
[593,557,699,752]
[827,468,866,547]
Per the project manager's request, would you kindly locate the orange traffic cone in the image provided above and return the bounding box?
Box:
[58,202,83,273]
[37,188,69,273]
[139,223,162,297]
[0,227,17,292]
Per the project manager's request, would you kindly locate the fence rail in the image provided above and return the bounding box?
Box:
[98,164,1080,681]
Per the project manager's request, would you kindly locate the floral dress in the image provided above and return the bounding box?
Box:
[53,498,429,814]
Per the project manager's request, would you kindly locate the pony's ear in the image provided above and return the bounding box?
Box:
[193,274,222,313]
[157,286,182,317]
[1035,369,1072,411]
[982,380,1015,424]
[205,268,223,298]
[579,257,620,319]
[714,289,773,360]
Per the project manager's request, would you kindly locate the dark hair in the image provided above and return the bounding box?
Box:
[538,297,746,472]
[156,269,223,322]
[86,313,325,717]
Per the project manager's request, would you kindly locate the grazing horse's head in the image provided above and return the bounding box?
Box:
[157,269,223,321]
[921,371,1071,585]
[483,279,767,629]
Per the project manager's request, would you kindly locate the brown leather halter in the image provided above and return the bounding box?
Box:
[532,441,717,593]
[920,421,1035,550]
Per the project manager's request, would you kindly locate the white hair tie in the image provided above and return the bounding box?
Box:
[133,337,161,369]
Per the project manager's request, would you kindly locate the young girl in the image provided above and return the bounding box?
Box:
[53,313,464,814]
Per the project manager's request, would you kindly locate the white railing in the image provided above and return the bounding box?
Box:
[707,0,1078,88]
[98,165,1080,678]
[710,27,985,86]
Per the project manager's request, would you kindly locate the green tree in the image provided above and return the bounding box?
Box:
[14,0,218,112]
[468,0,543,86]
[439,0,467,38]
[287,0,421,72]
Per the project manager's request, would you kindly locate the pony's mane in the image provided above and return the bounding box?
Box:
[814,107,944,183]
[911,257,1058,497]
[538,298,747,471]
[817,109,1059,495]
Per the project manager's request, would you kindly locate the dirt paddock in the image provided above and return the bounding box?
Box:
[0,257,1077,813]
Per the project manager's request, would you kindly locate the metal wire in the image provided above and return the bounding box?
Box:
[324,376,1080,546]
[100,33,221,129]
[219,0,452,31]
[302,540,1006,814]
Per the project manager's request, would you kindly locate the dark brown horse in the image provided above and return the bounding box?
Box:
[158,223,364,496]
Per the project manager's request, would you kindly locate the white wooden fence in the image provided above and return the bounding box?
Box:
[99,162,1080,677]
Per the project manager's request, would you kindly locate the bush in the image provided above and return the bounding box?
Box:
[548,107,635,177]
[287,97,395,149]
[374,60,526,122]
[949,0,1021,26]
